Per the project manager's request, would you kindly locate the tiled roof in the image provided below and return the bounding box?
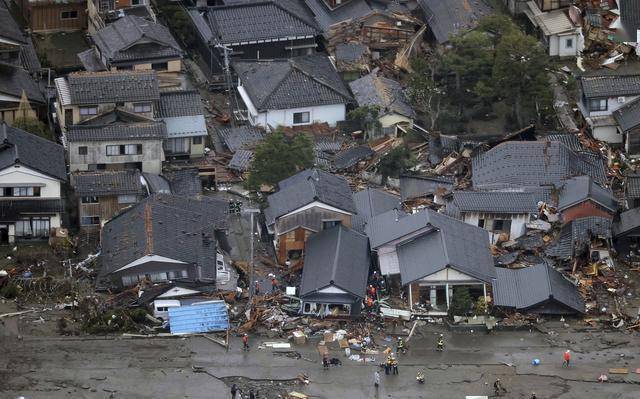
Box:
[72,170,144,196]
[60,70,160,105]
[557,176,617,212]
[613,207,640,237]
[0,198,64,222]
[0,123,66,181]
[265,168,356,225]
[0,63,45,103]
[334,145,374,170]
[202,1,319,44]
[228,149,254,171]
[155,91,204,118]
[0,1,26,45]
[142,173,171,194]
[164,168,203,197]
[335,42,368,63]
[452,191,538,214]
[493,263,585,314]
[66,122,167,142]
[417,0,493,43]
[546,216,611,259]
[303,0,372,31]
[543,133,584,153]
[349,71,415,120]
[234,54,353,111]
[92,16,182,63]
[100,194,228,276]
[300,225,370,298]
[77,48,107,72]
[217,125,265,153]
[472,141,607,188]
[625,173,640,199]
[399,174,454,201]
[579,74,640,98]
[352,187,401,233]
[613,96,640,132]
[619,0,640,41]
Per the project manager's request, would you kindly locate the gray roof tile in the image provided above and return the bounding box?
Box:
[544,133,584,153]
[0,63,45,103]
[334,145,374,170]
[300,225,370,298]
[613,207,640,237]
[352,187,401,233]
[217,125,265,153]
[303,0,372,31]
[417,0,493,43]
[228,149,254,171]
[399,174,454,201]
[335,42,368,63]
[452,191,538,214]
[546,216,612,259]
[613,96,640,132]
[67,122,167,142]
[625,173,640,199]
[492,263,585,313]
[155,90,204,118]
[234,54,353,110]
[557,176,617,212]
[63,70,160,105]
[349,71,415,119]
[580,74,640,98]
[164,168,203,197]
[92,15,182,64]
[72,170,144,196]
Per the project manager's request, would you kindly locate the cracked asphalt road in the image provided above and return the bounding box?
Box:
[2,323,640,399]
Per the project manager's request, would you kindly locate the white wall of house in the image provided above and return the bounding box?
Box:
[548,31,583,57]
[594,124,622,144]
[68,140,164,174]
[461,212,529,243]
[0,165,62,198]
[582,95,640,118]
[379,113,412,129]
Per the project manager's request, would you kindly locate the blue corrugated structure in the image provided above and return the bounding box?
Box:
[168,301,229,334]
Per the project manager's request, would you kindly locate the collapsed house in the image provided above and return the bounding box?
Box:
[546,216,612,262]
[416,0,493,45]
[299,225,370,317]
[557,175,617,223]
[352,187,401,233]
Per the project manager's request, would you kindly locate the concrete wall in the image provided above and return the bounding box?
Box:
[68,139,164,174]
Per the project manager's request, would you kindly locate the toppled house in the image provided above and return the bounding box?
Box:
[577,73,640,144]
[299,225,370,317]
[0,123,66,243]
[447,191,538,243]
[613,207,640,255]
[189,2,319,76]
[492,263,585,315]
[304,0,372,34]
[99,194,229,288]
[86,0,155,33]
[546,216,612,261]
[265,168,356,265]
[333,42,370,81]
[349,69,415,137]
[17,0,87,33]
[525,2,584,57]
[217,125,265,153]
[623,172,640,209]
[0,63,46,124]
[334,145,374,171]
[155,91,208,158]
[557,175,617,223]
[613,96,640,155]
[234,54,354,129]
[416,0,493,44]
[352,187,401,233]
[366,209,495,314]
[80,15,182,73]
[400,174,454,207]
[71,170,147,231]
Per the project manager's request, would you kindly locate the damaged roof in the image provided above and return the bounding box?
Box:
[546,216,612,259]
[72,170,145,197]
[234,54,353,111]
[0,123,66,181]
[349,71,416,120]
[200,1,319,45]
[613,96,640,132]
[92,15,182,64]
[352,187,401,233]
[451,191,538,214]
[55,70,160,105]
[417,0,493,44]
[300,225,370,299]
[66,122,167,142]
[0,62,45,104]
[399,174,454,201]
[163,168,203,197]
[492,263,585,314]
[579,74,640,99]
[217,125,265,153]
[472,141,607,188]
[557,176,617,213]
[265,168,356,226]
[335,42,368,63]
[334,145,374,170]
[303,0,372,32]
[613,207,640,237]
[228,149,254,172]
[101,194,228,276]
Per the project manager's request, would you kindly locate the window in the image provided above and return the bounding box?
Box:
[80,216,100,225]
[478,219,485,228]
[106,144,142,156]
[12,187,38,197]
[303,303,311,313]
[565,38,573,48]
[133,103,152,113]
[81,196,98,204]
[78,146,88,155]
[118,194,137,204]
[322,220,341,230]
[151,62,168,71]
[79,106,98,116]
[589,99,607,112]
[192,136,203,145]
[122,275,136,286]
[106,145,120,156]
[15,217,50,238]
[131,0,144,5]
[60,10,78,19]
[293,111,310,125]
[164,138,190,154]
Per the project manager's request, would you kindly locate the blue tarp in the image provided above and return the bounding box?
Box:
[168,301,229,334]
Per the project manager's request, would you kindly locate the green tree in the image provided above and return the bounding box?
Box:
[476,14,518,46]
[407,57,446,130]
[492,31,553,127]
[377,145,416,182]
[11,117,53,141]
[448,287,473,318]
[246,130,314,190]
[348,105,381,139]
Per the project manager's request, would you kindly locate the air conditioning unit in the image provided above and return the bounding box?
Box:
[618,96,626,103]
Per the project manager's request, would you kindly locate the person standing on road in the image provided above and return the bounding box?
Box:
[230,383,237,398]
[374,370,380,389]
[242,333,250,351]
[392,358,399,375]
[271,277,278,293]
[563,350,571,367]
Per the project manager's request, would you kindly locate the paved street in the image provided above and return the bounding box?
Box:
[2,324,640,399]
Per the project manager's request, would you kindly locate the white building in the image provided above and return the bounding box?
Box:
[0,123,67,243]
[234,54,353,130]
[527,2,584,57]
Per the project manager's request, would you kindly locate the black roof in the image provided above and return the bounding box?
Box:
[101,194,229,276]
[451,191,538,214]
[0,198,63,222]
[352,187,401,233]
[92,15,182,64]
[155,91,204,118]
[0,123,66,181]
[546,216,612,259]
[300,225,370,299]
[334,145,374,170]
[613,207,640,237]
[164,168,203,197]
[613,96,640,132]
[66,122,167,142]
[579,74,640,98]
[57,70,160,105]
[217,125,265,153]
[417,0,493,44]
[303,0,372,32]
[619,0,640,42]
[200,1,319,45]
[234,55,353,111]
[492,263,585,314]
[399,174,454,201]
[265,168,356,225]
[0,1,25,45]
[72,170,145,197]
[0,63,45,104]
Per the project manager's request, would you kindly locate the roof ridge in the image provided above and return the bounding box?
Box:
[330,226,343,284]
[543,263,553,299]
[290,58,351,101]
[269,0,318,30]
[257,63,296,109]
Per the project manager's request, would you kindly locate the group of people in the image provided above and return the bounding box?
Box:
[230,384,255,399]
[384,355,399,375]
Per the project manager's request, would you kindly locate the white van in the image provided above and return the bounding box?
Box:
[153,299,181,321]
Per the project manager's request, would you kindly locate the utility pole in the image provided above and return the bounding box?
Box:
[243,208,260,303]
[215,44,237,127]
